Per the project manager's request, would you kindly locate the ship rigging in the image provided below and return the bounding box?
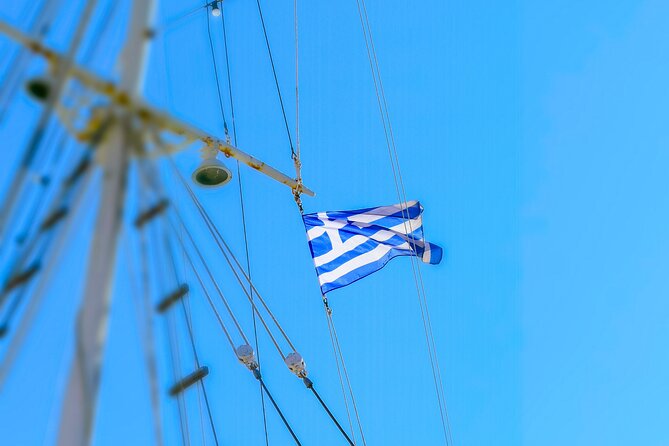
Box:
[0,1,451,444]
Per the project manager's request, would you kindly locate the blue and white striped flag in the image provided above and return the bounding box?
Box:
[303,201,442,294]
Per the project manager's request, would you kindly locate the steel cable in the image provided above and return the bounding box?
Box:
[219,8,271,444]
[352,1,453,442]
[254,0,296,158]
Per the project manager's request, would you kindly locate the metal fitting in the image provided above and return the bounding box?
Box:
[236,344,259,371]
[284,351,308,378]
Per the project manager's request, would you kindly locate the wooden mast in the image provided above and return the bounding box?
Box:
[56,1,156,444]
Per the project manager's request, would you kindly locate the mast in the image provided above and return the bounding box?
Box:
[56,1,156,445]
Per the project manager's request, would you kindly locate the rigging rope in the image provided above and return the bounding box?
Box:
[160,158,341,445]
[219,11,237,146]
[0,0,118,274]
[163,158,297,356]
[204,2,230,137]
[0,0,98,243]
[137,175,235,446]
[289,6,365,440]
[2,0,121,256]
[155,17,223,444]
[168,312,192,446]
[167,215,233,446]
[257,375,303,446]
[218,8,271,445]
[0,167,94,389]
[154,4,206,35]
[148,162,312,446]
[138,239,191,445]
[162,202,302,446]
[255,0,296,159]
[173,182,287,356]
[161,148,360,446]
[142,154,294,363]
[137,160,251,353]
[163,224,220,446]
[166,214,236,352]
[159,7,355,442]
[160,143,356,446]
[352,1,453,443]
[137,210,164,446]
[304,379,355,446]
[147,237,192,445]
[293,0,302,188]
[324,300,367,445]
[159,240,193,444]
[324,308,357,444]
[294,0,300,160]
[167,308,192,446]
[0,117,108,323]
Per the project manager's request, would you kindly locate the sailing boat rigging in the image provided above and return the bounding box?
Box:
[0,1,450,444]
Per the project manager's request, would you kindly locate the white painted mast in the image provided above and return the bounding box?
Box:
[56,1,156,445]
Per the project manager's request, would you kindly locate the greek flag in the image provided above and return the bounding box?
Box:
[303,201,442,294]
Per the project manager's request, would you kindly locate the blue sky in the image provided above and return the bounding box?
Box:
[0,0,668,445]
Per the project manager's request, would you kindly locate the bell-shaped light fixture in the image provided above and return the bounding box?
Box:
[211,1,221,17]
[192,147,232,188]
[25,76,53,102]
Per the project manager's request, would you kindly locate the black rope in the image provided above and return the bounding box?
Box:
[199,380,220,446]
[256,374,302,446]
[255,0,296,158]
[220,8,271,446]
[305,379,355,446]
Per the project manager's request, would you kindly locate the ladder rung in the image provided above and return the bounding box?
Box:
[65,157,91,187]
[39,207,69,232]
[134,199,169,228]
[156,284,189,314]
[3,262,41,293]
[169,366,209,397]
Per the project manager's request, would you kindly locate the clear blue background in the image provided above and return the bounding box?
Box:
[0,0,668,445]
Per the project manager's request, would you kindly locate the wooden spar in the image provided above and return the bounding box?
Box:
[0,19,316,198]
